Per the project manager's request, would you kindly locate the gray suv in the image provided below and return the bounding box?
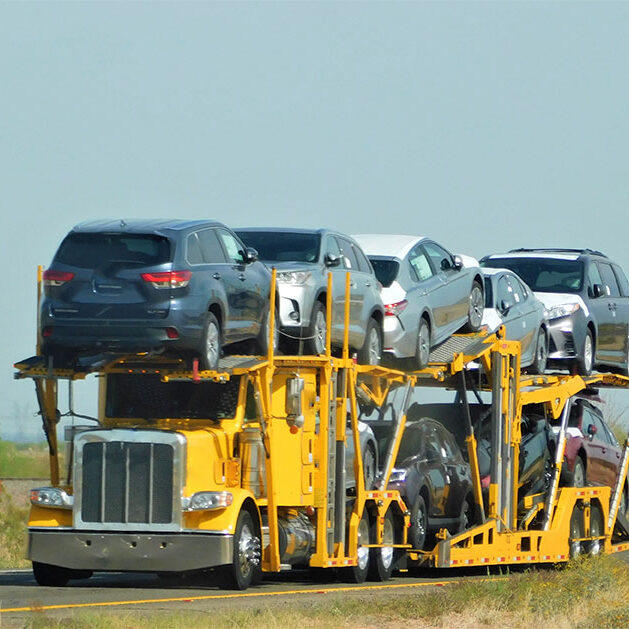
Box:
[235,228,384,364]
[481,248,629,375]
[40,219,275,369]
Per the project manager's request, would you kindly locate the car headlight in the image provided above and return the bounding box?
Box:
[30,487,73,509]
[546,303,580,320]
[277,271,311,285]
[182,491,233,511]
[388,468,407,483]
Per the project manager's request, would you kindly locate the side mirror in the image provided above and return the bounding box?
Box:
[587,423,598,438]
[499,299,512,315]
[243,247,258,264]
[452,255,464,270]
[325,253,341,267]
[440,258,452,271]
[591,283,605,298]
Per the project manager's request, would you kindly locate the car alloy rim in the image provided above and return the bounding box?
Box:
[418,324,430,365]
[416,504,426,542]
[573,464,585,487]
[380,516,394,568]
[469,285,483,327]
[363,447,376,489]
[537,331,547,368]
[368,327,381,364]
[313,310,326,354]
[206,321,220,367]
[583,335,593,372]
[356,517,369,570]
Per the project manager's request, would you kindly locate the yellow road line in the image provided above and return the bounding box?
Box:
[1,577,503,614]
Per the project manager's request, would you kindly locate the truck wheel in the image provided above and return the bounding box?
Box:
[228,509,262,590]
[463,281,484,332]
[368,509,395,581]
[33,561,71,587]
[586,504,604,556]
[409,495,428,550]
[199,313,221,370]
[305,301,326,356]
[357,319,382,366]
[569,505,584,558]
[342,512,370,583]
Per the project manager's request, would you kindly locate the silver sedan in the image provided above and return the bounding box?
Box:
[481,268,548,372]
[352,234,485,369]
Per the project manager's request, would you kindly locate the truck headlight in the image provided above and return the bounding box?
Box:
[30,487,73,509]
[277,271,311,285]
[183,491,234,511]
[546,303,580,320]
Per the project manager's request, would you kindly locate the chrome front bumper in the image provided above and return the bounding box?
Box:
[28,529,233,572]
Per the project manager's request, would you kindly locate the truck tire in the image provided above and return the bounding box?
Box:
[569,505,584,558]
[342,512,370,583]
[368,509,395,581]
[227,509,262,590]
[586,503,604,556]
[33,561,71,587]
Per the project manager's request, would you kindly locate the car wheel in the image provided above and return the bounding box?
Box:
[623,336,629,377]
[363,443,377,490]
[569,505,584,558]
[199,313,221,370]
[368,509,395,581]
[33,561,71,587]
[576,329,594,376]
[619,486,628,516]
[357,318,382,365]
[463,281,484,332]
[461,495,478,531]
[571,456,586,487]
[305,302,326,356]
[342,512,370,583]
[227,509,262,590]
[529,327,548,374]
[257,307,279,357]
[409,495,428,550]
[586,503,604,556]
[412,318,431,370]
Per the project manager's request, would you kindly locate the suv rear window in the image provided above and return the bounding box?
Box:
[481,257,584,293]
[55,233,171,268]
[236,231,320,263]
[370,258,399,288]
[106,373,241,420]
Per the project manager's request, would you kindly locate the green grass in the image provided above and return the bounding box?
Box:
[0,439,52,478]
[0,488,30,568]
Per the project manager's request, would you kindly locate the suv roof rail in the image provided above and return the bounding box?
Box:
[507,247,608,258]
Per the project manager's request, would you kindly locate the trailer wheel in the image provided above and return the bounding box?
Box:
[569,505,584,559]
[227,509,262,590]
[33,561,71,587]
[368,509,395,581]
[586,504,604,556]
[342,512,370,583]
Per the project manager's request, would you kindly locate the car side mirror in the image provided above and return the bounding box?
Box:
[452,255,464,270]
[591,283,605,298]
[499,299,512,315]
[587,424,597,438]
[243,247,259,264]
[325,253,341,267]
[440,258,451,271]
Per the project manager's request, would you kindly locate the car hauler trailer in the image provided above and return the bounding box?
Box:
[13,271,629,589]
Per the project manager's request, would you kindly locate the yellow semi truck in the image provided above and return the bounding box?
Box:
[13,273,629,589]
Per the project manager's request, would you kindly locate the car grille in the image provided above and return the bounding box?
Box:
[74,430,185,531]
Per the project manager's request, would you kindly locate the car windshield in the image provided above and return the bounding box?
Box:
[236,231,320,263]
[55,233,171,268]
[106,374,241,420]
[481,257,584,293]
[370,258,400,288]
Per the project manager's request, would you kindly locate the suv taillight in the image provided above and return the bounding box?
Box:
[42,270,75,287]
[141,270,192,289]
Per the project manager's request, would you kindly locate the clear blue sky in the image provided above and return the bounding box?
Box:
[2,1,629,441]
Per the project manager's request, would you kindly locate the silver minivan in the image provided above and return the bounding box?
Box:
[236,228,384,364]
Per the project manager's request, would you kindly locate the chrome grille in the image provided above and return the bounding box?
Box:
[74,429,185,531]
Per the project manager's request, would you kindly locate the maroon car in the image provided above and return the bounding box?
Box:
[556,396,627,512]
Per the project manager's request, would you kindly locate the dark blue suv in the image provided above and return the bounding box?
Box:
[40,219,275,369]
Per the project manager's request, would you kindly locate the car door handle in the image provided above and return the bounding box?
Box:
[213,272,221,280]
[238,273,246,281]
[365,282,371,287]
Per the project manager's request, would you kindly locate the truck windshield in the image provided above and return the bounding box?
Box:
[481,257,584,293]
[106,374,241,420]
[235,231,321,263]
